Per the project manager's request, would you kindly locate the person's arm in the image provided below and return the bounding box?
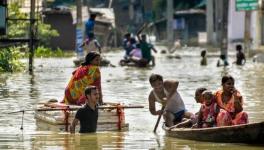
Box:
[242,53,246,65]
[148,92,162,115]
[70,118,79,133]
[136,23,147,42]
[197,106,203,128]
[151,45,158,53]
[94,40,102,53]
[163,80,179,100]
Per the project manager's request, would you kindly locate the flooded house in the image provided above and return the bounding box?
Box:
[150,9,206,46]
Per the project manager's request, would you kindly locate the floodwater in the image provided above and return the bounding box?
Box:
[0,48,264,149]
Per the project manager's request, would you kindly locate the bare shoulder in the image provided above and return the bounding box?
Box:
[164,80,179,88]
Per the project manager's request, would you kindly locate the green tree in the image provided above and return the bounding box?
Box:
[7,2,59,46]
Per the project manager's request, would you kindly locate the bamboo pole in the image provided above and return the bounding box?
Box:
[8,105,144,114]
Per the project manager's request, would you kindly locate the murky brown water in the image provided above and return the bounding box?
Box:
[0,48,264,149]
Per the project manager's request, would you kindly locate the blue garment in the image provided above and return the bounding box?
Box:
[173,109,185,123]
[85,19,95,37]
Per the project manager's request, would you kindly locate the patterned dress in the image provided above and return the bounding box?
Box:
[62,65,101,105]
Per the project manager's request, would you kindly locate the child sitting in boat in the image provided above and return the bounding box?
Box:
[196,90,219,128]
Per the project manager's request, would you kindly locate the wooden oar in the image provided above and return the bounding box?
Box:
[8,105,144,114]
[153,105,165,133]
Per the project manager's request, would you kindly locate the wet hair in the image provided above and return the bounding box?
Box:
[221,75,235,85]
[149,74,163,84]
[236,44,242,51]
[81,51,100,66]
[85,86,97,96]
[201,50,206,57]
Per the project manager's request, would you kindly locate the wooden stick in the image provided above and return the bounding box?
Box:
[153,106,165,133]
[8,105,144,114]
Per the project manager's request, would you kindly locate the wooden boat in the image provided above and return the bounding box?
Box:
[163,122,264,143]
[119,59,153,68]
[35,101,142,132]
[73,57,110,67]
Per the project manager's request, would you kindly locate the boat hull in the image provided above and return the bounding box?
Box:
[163,122,264,143]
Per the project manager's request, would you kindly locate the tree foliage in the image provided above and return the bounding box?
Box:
[6,2,59,46]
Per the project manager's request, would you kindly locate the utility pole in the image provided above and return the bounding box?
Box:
[167,0,174,48]
[29,0,36,73]
[244,11,251,56]
[206,0,214,45]
[215,0,228,58]
[76,0,83,58]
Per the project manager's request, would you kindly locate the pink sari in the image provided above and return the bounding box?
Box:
[215,90,248,126]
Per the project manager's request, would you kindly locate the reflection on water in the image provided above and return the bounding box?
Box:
[0,49,264,149]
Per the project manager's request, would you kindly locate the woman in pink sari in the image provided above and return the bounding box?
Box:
[215,75,248,126]
[62,52,102,105]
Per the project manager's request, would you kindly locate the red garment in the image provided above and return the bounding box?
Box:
[62,65,101,105]
[215,90,248,126]
[199,102,218,127]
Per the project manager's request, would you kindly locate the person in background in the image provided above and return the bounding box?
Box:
[137,34,157,66]
[234,44,246,65]
[148,74,193,127]
[217,54,229,67]
[122,33,136,60]
[200,50,207,66]
[85,13,96,39]
[81,32,101,54]
[215,75,248,126]
[196,90,219,128]
[70,86,99,133]
[129,43,142,62]
[62,52,103,105]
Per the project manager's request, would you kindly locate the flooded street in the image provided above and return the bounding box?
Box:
[0,48,264,149]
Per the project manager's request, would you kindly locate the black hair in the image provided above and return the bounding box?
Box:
[220,54,226,60]
[90,13,96,19]
[221,75,235,85]
[236,44,242,51]
[195,87,207,95]
[81,51,100,66]
[201,50,206,57]
[85,86,97,96]
[149,74,163,84]
[124,33,131,38]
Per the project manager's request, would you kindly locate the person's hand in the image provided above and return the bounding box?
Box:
[161,97,167,106]
[70,125,75,134]
[156,110,163,115]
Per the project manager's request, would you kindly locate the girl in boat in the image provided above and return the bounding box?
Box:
[62,51,103,105]
[215,75,248,126]
[197,90,219,128]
